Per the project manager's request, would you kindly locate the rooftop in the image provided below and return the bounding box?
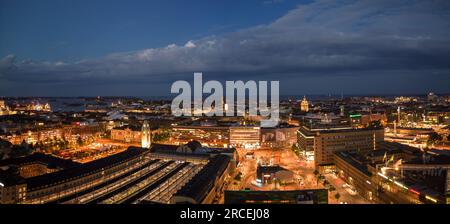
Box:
[173,154,230,203]
[0,153,80,170]
[25,147,148,190]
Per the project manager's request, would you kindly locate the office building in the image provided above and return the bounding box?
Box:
[334,141,449,204]
[229,126,260,149]
[297,125,384,171]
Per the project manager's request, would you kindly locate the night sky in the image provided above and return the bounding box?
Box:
[1,0,449,96]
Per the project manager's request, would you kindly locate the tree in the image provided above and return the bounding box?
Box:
[334,193,341,202]
[291,144,298,153]
[0,139,13,150]
[234,172,242,181]
[427,132,443,145]
[313,170,319,176]
[63,138,69,149]
[152,131,171,143]
[77,136,83,146]
[313,170,320,185]
[10,143,33,158]
[35,141,44,150]
[368,120,382,128]
[104,130,111,139]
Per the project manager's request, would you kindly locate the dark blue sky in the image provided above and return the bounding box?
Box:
[0,0,303,61]
[1,0,449,96]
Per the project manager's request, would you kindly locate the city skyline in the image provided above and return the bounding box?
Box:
[1,0,450,208]
[1,0,450,96]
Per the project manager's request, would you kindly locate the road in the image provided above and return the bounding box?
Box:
[229,147,319,191]
[324,173,371,204]
[227,146,371,204]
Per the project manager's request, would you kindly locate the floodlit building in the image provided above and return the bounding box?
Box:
[0,100,12,116]
[0,141,234,204]
[110,126,142,143]
[300,96,309,112]
[171,125,230,147]
[141,120,151,148]
[297,124,384,172]
[260,125,298,148]
[229,126,261,149]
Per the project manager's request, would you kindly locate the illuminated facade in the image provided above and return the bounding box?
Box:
[0,100,13,116]
[111,126,141,143]
[7,124,105,145]
[141,120,151,148]
[171,126,230,147]
[296,128,315,161]
[300,96,309,112]
[261,126,297,148]
[297,125,384,170]
[25,102,52,112]
[229,127,260,149]
[315,128,384,170]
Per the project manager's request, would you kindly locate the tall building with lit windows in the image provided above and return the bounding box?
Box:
[300,96,309,112]
[141,120,151,148]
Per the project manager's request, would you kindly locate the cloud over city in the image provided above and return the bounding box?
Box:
[1,0,450,95]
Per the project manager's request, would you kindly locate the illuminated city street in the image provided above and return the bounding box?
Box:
[229,147,371,204]
[57,138,137,163]
[1,1,450,208]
